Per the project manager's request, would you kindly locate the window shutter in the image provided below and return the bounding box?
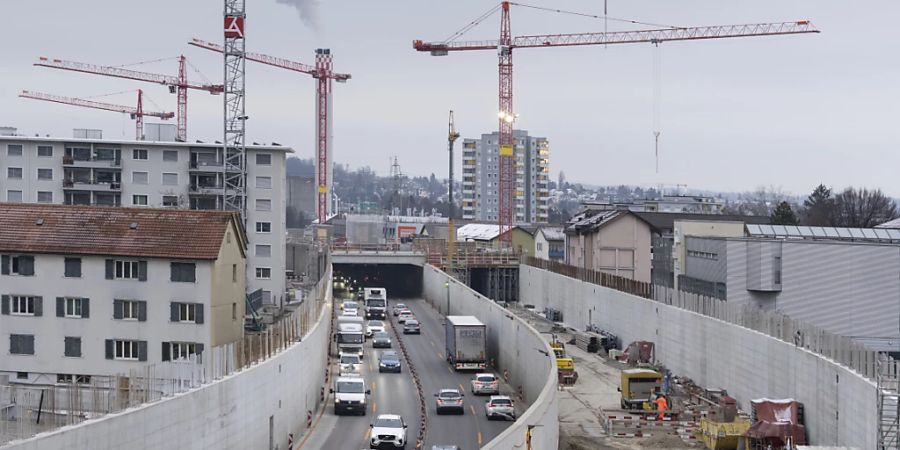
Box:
[24,335,34,355]
[65,337,81,358]
[1,295,9,315]
[19,256,34,276]
[195,304,204,324]
[105,260,114,279]
[9,336,19,354]
[170,302,179,322]
[113,300,123,319]
[65,258,81,278]
[1,255,8,275]
[138,261,148,281]
[169,263,176,282]
[33,297,42,317]
[81,298,89,318]
[186,264,195,282]
[56,297,64,317]
[138,301,147,322]
[138,340,148,362]
[195,343,204,359]
[161,342,170,362]
[105,339,114,360]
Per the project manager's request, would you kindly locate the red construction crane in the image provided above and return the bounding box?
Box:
[414,2,819,243]
[188,38,350,225]
[19,89,174,140]
[34,55,223,142]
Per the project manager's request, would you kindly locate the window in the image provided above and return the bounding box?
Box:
[256,244,271,258]
[256,199,271,211]
[536,242,543,251]
[7,145,23,156]
[256,222,271,233]
[171,302,203,323]
[37,191,53,203]
[7,167,22,179]
[16,372,28,380]
[10,334,34,355]
[170,262,196,283]
[232,302,237,320]
[9,296,37,315]
[232,264,238,282]
[115,260,140,279]
[37,168,52,180]
[132,195,148,206]
[64,258,81,277]
[64,337,82,358]
[162,150,178,162]
[37,146,53,157]
[256,176,272,189]
[133,149,148,160]
[162,172,178,185]
[132,171,148,184]
[110,339,145,361]
[256,267,272,279]
[114,299,146,321]
[163,341,203,362]
[255,153,272,165]
[57,374,91,384]
[62,297,88,318]
[162,195,179,207]
[2,255,34,276]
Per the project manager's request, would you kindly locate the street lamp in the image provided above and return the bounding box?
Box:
[445,280,450,316]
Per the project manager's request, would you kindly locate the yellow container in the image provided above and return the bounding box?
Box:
[700,417,751,450]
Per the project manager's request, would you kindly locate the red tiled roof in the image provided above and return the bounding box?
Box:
[0,203,240,260]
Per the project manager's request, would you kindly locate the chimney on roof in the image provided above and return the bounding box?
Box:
[129,222,138,230]
[0,127,17,136]
[35,218,44,226]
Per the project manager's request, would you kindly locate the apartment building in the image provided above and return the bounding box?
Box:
[565,209,658,283]
[461,129,549,224]
[0,203,246,384]
[0,133,289,303]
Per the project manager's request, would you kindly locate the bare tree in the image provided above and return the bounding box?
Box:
[832,187,899,228]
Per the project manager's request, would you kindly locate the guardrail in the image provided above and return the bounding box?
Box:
[389,313,428,449]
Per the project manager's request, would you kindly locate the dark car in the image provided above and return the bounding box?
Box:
[379,351,402,373]
[434,388,465,415]
[403,319,421,334]
[372,331,392,348]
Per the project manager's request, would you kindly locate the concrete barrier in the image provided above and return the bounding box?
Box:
[3,269,334,450]
[520,264,878,449]
[422,265,559,450]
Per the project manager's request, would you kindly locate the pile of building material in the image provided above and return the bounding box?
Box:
[543,307,563,322]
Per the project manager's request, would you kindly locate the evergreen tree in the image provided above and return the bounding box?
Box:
[771,201,799,225]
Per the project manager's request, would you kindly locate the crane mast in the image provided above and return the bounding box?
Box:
[414,1,819,244]
[447,110,460,272]
[223,0,247,219]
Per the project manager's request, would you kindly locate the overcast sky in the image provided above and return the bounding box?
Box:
[2,1,899,196]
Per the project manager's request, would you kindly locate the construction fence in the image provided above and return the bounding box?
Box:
[522,256,900,387]
[0,264,331,445]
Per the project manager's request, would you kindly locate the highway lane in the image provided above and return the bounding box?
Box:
[300,292,420,450]
[301,295,523,449]
[400,298,523,449]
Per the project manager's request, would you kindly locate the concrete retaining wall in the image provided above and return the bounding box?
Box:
[520,264,878,449]
[422,265,559,450]
[3,271,333,450]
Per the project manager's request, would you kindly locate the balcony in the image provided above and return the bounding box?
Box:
[189,183,225,196]
[190,160,224,172]
[63,179,122,192]
[63,155,121,169]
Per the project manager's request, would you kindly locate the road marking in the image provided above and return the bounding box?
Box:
[371,381,376,392]
[477,432,483,445]
[430,340,435,347]
[447,366,453,374]
[470,405,476,416]
[364,427,371,441]
[373,402,377,413]
[459,383,465,393]
[437,351,443,360]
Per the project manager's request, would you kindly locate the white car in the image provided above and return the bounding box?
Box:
[366,320,386,338]
[370,414,408,449]
[470,373,500,395]
[397,311,414,323]
[342,308,359,318]
[485,395,516,421]
[341,300,358,312]
[339,353,361,375]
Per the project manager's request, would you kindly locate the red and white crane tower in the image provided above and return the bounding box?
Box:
[19,89,174,140]
[34,56,223,142]
[188,38,350,225]
[414,2,819,244]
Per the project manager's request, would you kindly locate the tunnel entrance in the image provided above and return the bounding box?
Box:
[467,267,518,303]
[334,264,423,298]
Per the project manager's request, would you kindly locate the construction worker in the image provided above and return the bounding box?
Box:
[655,393,668,420]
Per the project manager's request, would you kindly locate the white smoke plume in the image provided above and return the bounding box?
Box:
[275,0,320,30]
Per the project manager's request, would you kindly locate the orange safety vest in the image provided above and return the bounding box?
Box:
[655,396,668,417]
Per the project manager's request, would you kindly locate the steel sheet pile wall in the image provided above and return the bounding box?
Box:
[520,264,877,449]
[3,269,334,450]
[422,265,559,450]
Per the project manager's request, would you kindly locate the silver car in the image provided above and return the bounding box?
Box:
[470,373,499,395]
[485,395,515,421]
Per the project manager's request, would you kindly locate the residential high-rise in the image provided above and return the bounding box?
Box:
[0,133,289,304]
[461,129,549,224]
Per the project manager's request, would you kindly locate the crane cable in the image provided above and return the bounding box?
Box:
[652,43,662,174]
[443,3,502,43]
[509,2,682,30]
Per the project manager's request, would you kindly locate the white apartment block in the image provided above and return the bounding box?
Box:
[461,129,549,224]
[0,203,246,384]
[0,133,289,303]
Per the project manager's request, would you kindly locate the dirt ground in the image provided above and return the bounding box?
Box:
[560,430,698,450]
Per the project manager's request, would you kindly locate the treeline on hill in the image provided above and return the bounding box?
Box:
[732,184,899,228]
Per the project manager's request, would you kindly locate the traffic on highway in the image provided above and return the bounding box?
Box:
[300,282,524,449]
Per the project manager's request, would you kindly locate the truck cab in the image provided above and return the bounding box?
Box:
[337,320,365,359]
[331,376,370,416]
[364,287,388,320]
[619,368,662,409]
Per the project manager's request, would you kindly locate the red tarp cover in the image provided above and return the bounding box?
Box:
[744,399,806,445]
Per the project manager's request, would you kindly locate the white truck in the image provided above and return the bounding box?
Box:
[337,315,365,359]
[330,375,370,416]
[445,315,487,371]
[364,287,388,320]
